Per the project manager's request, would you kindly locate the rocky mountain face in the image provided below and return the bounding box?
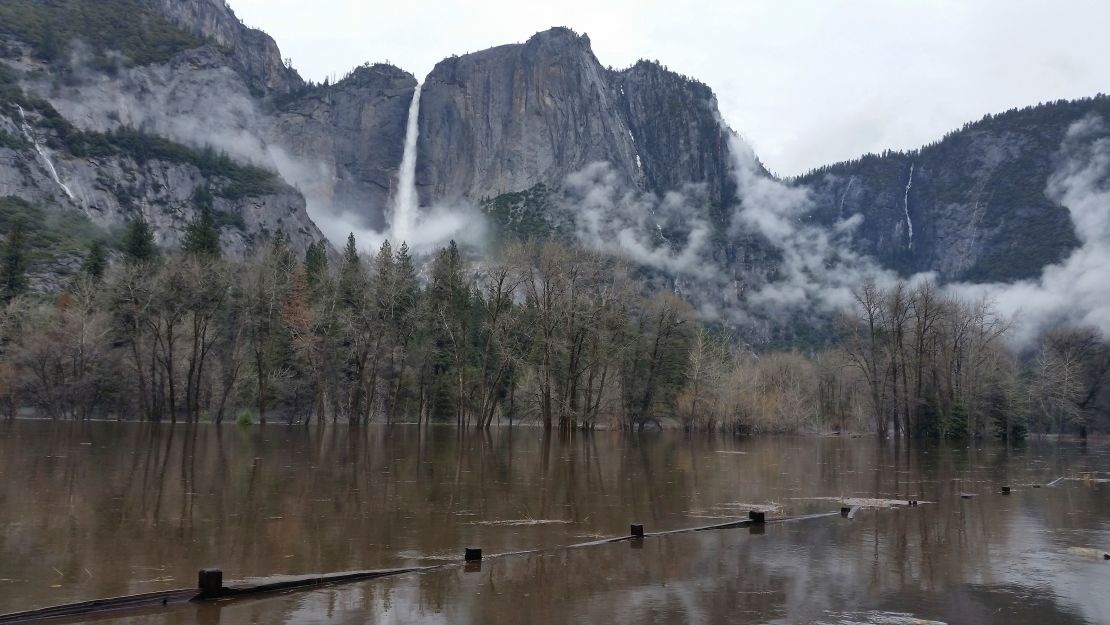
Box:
[0,0,325,278]
[418,28,736,213]
[139,0,303,95]
[269,64,417,231]
[0,0,1104,321]
[797,97,1107,283]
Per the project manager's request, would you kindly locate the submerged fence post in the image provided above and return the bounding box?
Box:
[630,524,644,538]
[464,548,482,562]
[197,568,223,598]
[748,511,766,524]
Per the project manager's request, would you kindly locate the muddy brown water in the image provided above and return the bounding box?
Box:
[0,421,1107,624]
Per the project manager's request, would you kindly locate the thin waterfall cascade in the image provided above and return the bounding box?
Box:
[391,84,423,245]
[903,163,915,250]
[838,177,855,219]
[14,103,76,202]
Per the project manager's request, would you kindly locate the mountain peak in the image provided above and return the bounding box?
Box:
[525,26,592,50]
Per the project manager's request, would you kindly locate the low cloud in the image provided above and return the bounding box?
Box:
[950,115,1110,346]
[565,161,716,279]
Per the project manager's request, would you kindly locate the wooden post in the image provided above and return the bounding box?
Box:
[630,524,644,538]
[464,548,482,562]
[197,569,223,597]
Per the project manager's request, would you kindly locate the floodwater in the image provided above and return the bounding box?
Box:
[0,421,1107,625]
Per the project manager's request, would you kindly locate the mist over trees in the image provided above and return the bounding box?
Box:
[0,228,1106,438]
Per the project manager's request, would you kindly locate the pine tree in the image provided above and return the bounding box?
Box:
[123,219,156,263]
[395,242,418,316]
[182,206,221,258]
[304,241,328,286]
[343,233,359,266]
[375,240,395,316]
[192,186,214,211]
[82,240,108,281]
[0,221,29,302]
[338,233,364,307]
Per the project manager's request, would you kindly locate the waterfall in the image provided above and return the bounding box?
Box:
[903,163,915,249]
[838,176,855,218]
[391,84,423,245]
[14,103,76,202]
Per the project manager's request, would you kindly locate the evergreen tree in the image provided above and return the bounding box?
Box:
[182,206,221,258]
[82,239,108,281]
[374,240,395,315]
[338,233,364,307]
[123,219,156,263]
[192,185,214,211]
[395,242,418,318]
[304,241,328,286]
[343,233,359,266]
[0,221,29,302]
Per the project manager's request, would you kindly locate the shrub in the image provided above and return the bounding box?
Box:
[236,409,252,426]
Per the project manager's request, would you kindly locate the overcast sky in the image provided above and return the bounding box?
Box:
[229,0,1109,177]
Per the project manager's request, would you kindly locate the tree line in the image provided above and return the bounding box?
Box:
[0,211,1106,437]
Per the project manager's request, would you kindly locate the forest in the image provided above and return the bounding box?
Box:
[0,209,1107,438]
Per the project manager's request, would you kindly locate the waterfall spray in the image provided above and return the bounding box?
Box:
[14,103,76,202]
[392,84,423,245]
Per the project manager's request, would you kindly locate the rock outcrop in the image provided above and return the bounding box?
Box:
[138,0,302,94]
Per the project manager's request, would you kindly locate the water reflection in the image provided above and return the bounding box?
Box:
[0,421,1107,624]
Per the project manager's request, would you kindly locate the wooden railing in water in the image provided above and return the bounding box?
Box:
[0,507,886,624]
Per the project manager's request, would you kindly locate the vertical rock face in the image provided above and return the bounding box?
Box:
[138,0,302,94]
[417,28,741,215]
[418,28,643,205]
[270,65,417,230]
[616,60,737,211]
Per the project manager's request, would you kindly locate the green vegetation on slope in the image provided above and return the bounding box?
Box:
[480,184,572,243]
[0,196,110,262]
[0,0,202,69]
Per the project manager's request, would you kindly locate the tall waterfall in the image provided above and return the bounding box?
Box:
[14,104,76,202]
[903,163,915,250]
[391,84,423,245]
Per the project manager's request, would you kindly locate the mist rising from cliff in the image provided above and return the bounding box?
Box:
[566,162,716,279]
[562,135,926,325]
[950,115,1110,346]
[727,134,930,312]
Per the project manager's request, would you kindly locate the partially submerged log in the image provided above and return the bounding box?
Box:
[0,567,425,625]
[0,589,197,624]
